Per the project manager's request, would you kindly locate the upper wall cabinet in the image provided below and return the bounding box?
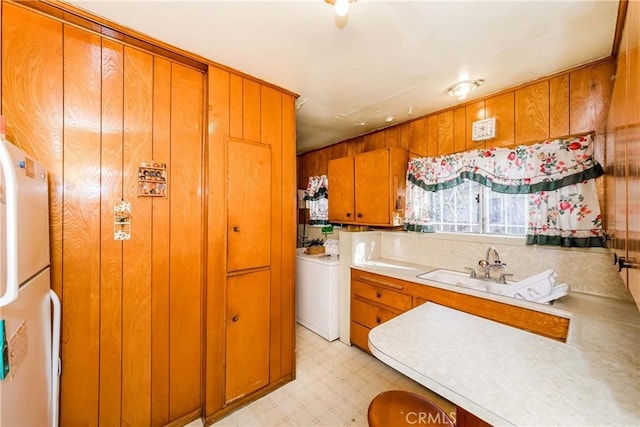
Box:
[327,156,355,223]
[328,148,407,226]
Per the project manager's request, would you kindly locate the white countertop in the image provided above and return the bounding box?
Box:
[361,259,640,426]
[351,258,573,319]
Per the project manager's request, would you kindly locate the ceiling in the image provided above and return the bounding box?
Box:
[68,1,620,154]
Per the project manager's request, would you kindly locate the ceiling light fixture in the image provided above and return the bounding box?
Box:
[325,0,356,17]
[447,79,484,100]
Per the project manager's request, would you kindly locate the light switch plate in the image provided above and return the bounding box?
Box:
[472,117,496,141]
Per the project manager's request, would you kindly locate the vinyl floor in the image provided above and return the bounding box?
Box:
[186,323,454,427]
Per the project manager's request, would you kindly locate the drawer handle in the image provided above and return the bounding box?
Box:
[358,276,403,290]
[375,316,381,324]
[376,291,382,298]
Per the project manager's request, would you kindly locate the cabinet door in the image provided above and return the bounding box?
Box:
[227,140,271,271]
[355,149,390,225]
[225,270,270,403]
[328,156,355,222]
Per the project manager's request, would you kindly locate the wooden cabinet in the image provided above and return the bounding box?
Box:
[225,270,271,403]
[328,155,355,222]
[328,148,408,226]
[227,139,271,271]
[350,273,412,353]
[350,268,570,353]
[205,69,296,423]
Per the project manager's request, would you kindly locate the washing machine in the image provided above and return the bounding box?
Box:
[296,240,340,341]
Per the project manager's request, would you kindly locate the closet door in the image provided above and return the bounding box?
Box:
[225,270,270,403]
[227,139,271,271]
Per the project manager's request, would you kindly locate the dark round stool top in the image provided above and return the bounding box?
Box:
[367,390,455,427]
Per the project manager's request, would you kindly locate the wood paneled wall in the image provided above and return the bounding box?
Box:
[298,59,615,191]
[606,0,640,307]
[2,3,205,425]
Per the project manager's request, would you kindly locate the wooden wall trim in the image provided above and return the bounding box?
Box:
[612,0,629,57]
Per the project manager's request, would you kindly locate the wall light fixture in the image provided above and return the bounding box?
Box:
[325,0,357,17]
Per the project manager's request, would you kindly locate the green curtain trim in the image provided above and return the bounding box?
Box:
[525,234,604,247]
[304,187,328,201]
[408,162,604,194]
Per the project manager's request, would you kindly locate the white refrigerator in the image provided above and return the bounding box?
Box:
[0,137,60,427]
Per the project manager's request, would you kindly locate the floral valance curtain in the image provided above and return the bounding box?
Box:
[404,135,605,247]
[304,175,329,225]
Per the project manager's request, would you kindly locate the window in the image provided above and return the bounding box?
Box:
[404,136,605,246]
[428,179,527,236]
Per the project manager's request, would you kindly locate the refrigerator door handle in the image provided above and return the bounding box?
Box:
[50,289,61,427]
[0,139,19,307]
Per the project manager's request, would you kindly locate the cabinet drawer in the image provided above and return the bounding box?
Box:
[351,298,400,329]
[352,280,412,311]
[352,269,407,291]
[350,321,371,353]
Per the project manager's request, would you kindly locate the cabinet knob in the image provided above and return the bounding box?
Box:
[232,315,239,322]
[346,213,351,218]
[232,226,240,232]
[357,213,363,218]
[376,291,382,298]
[375,316,381,324]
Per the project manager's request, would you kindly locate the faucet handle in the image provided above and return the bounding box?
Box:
[499,273,514,284]
[464,266,477,278]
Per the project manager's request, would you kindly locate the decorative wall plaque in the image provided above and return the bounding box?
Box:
[138,161,167,197]
[114,200,132,241]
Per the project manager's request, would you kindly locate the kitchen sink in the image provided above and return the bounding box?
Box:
[417,269,507,293]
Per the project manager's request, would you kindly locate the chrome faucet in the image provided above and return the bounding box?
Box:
[485,246,501,265]
[479,247,507,279]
